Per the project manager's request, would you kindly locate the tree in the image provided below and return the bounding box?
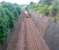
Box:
[39,0,53,5]
[0,2,21,47]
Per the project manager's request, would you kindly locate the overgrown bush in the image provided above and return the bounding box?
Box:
[0,2,21,46]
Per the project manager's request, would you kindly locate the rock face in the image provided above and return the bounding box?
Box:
[31,12,59,50]
[31,12,48,38]
[44,21,59,50]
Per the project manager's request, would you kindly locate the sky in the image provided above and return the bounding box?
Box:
[0,0,40,5]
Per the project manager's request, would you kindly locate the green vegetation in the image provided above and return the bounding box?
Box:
[0,2,21,46]
[27,0,59,23]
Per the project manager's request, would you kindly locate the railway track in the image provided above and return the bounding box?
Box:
[7,11,49,50]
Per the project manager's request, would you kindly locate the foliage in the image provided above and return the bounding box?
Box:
[27,0,59,15]
[33,4,49,16]
[0,2,21,46]
[26,0,59,22]
[39,0,53,5]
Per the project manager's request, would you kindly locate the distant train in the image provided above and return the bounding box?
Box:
[24,10,31,18]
